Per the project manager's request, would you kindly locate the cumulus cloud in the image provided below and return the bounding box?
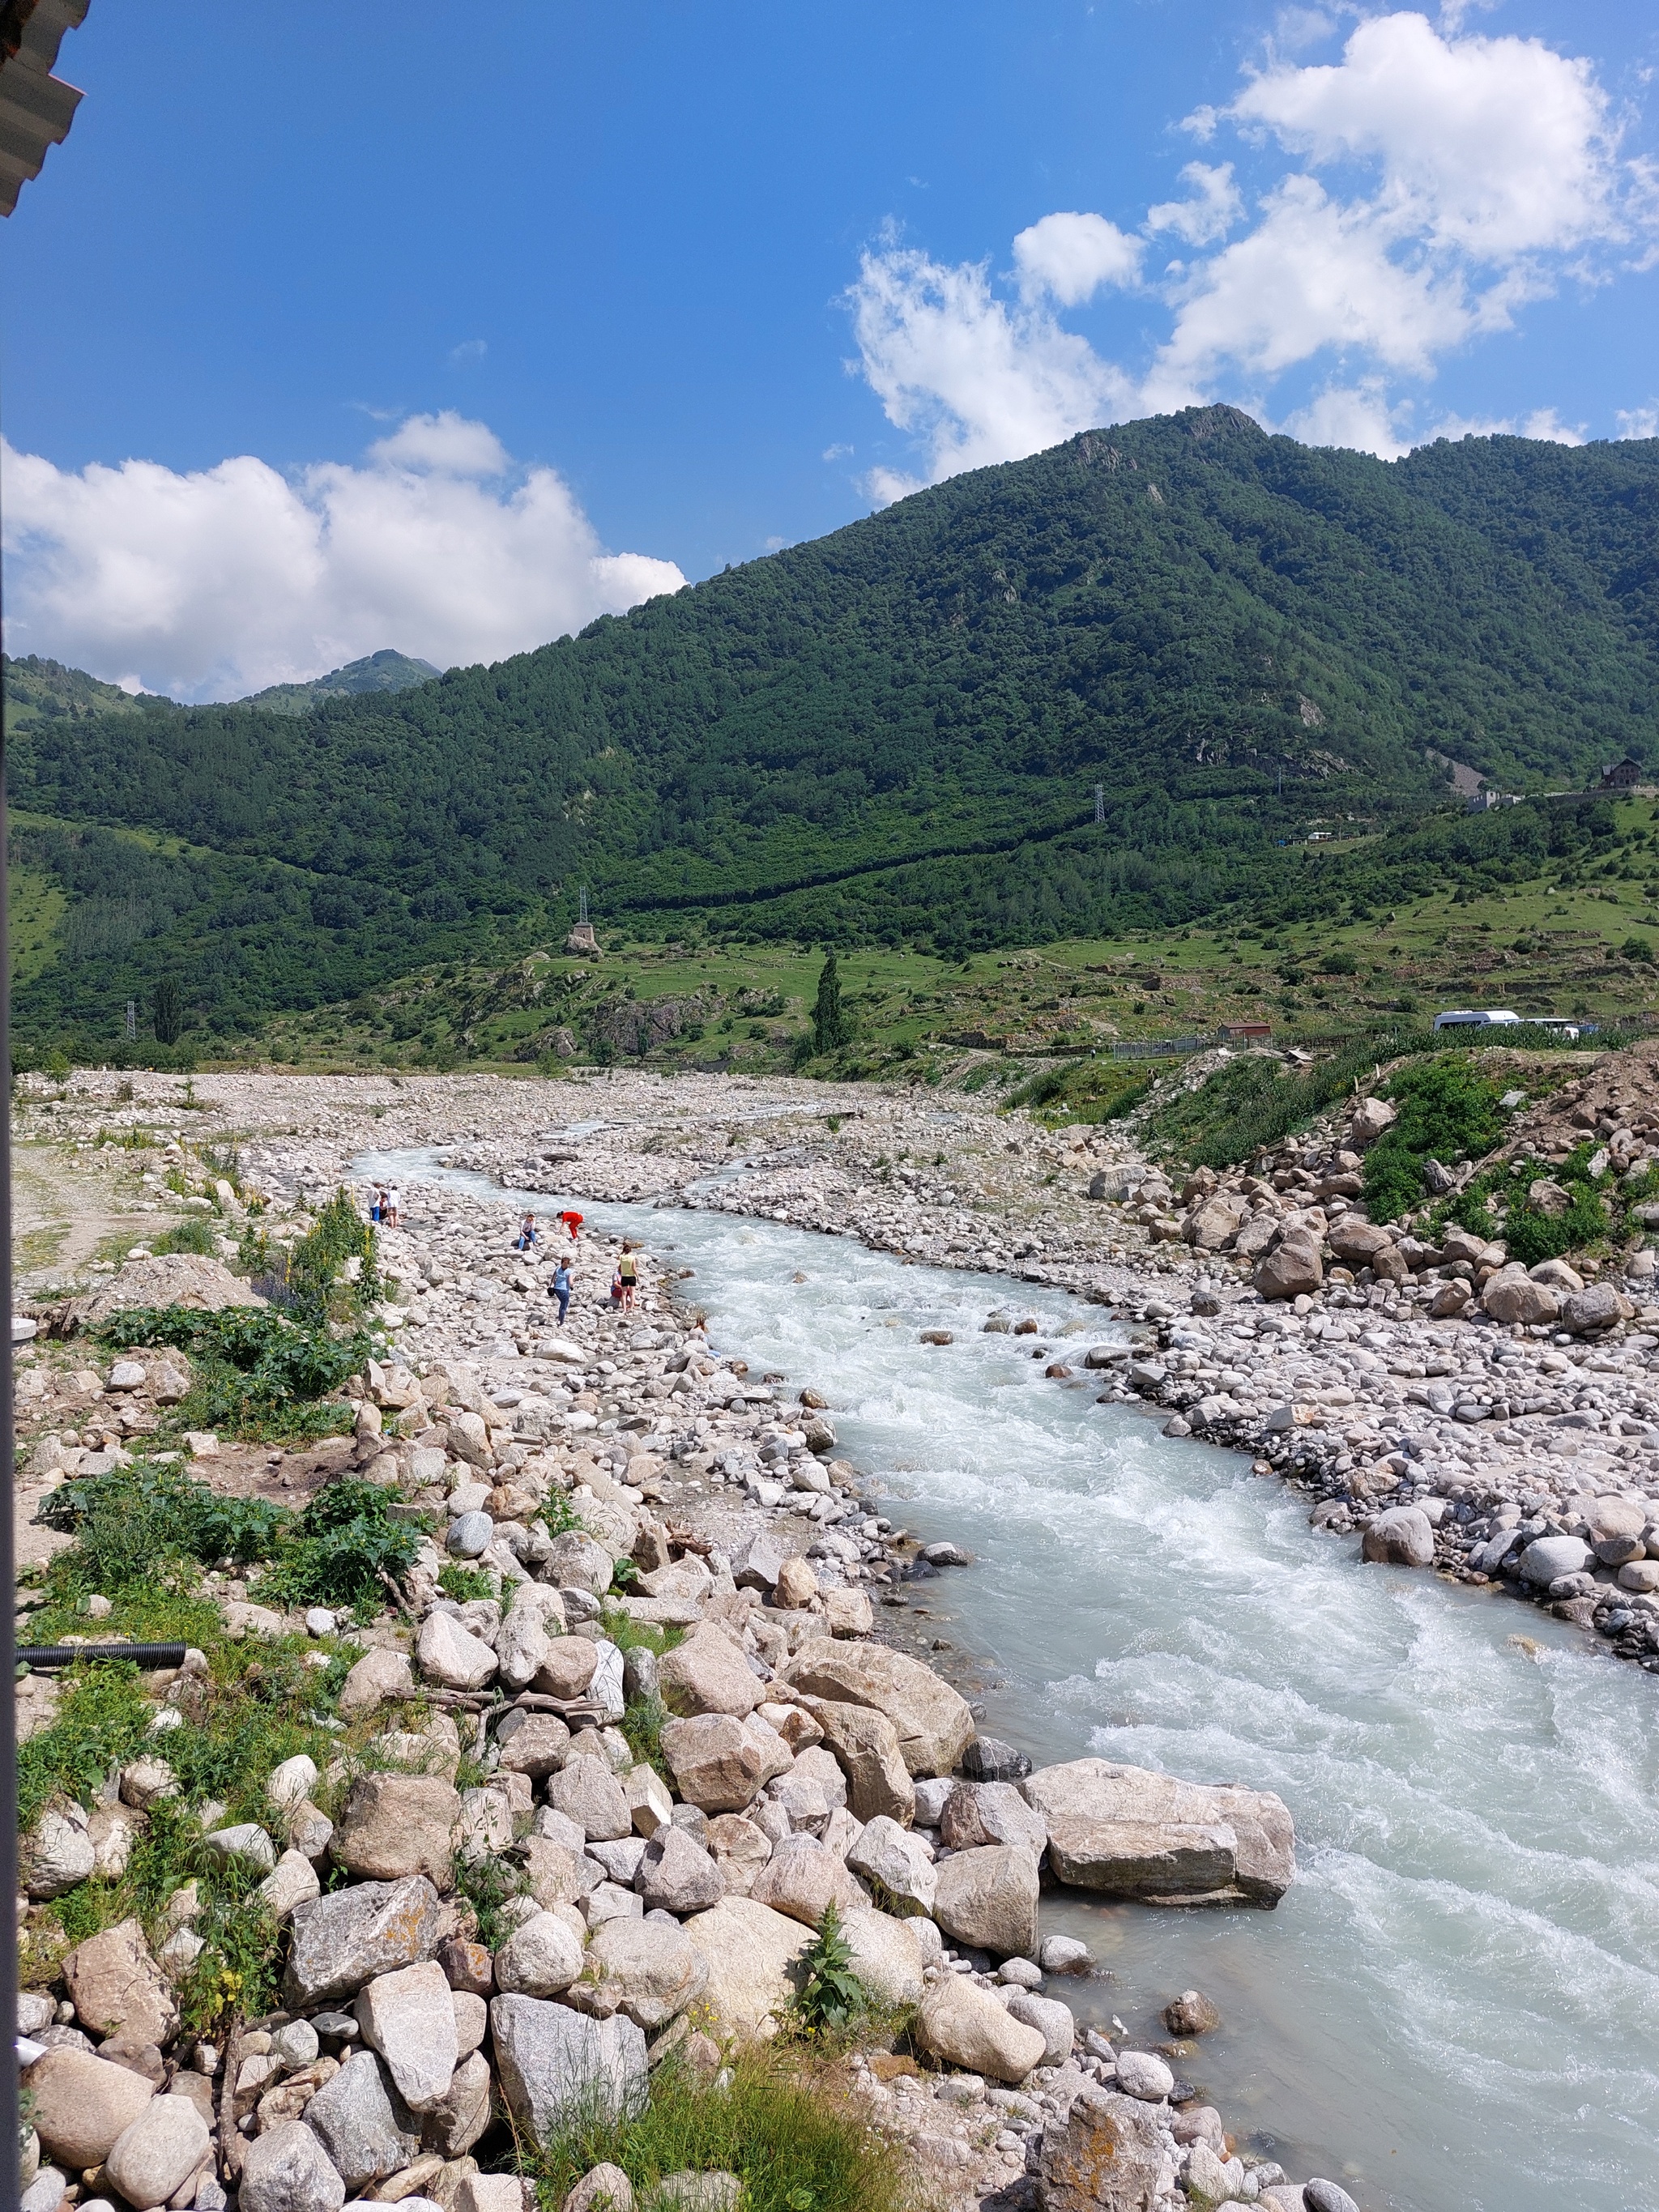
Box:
[1013,211,1142,304]
[0,410,685,701]
[1145,163,1244,248]
[845,243,1134,501]
[845,12,1653,482]
[1617,405,1659,440]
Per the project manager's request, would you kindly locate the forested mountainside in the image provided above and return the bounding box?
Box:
[7,406,1658,1051]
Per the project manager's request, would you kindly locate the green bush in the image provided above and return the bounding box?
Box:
[18,1664,154,1831]
[795,1902,868,2035]
[1361,1055,1507,1221]
[102,1305,364,1441]
[38,1463,290,1595]
[259,1477,423,1613]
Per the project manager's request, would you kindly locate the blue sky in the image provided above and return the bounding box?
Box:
[2,0,1656,697]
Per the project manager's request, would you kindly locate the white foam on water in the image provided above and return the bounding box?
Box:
[357,1147,1659,2212]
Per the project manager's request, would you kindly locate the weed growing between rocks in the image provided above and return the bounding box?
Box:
[259,1476,424,1615]
[17,1664,153,1832]
[152,1217,219,1257]
[530,2047,912,2212]
[1362,1055,1508,1220]
[794,1903,868,2036]
[100,1303,365,1442]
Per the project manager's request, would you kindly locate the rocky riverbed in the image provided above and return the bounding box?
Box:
[11,1065,1392,2212]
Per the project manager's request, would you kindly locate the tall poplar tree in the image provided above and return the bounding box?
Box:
[811,952,849,1055]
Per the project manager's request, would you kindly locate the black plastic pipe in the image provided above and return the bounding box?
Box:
[16,1642,190,1669]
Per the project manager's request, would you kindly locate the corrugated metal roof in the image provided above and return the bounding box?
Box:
[0,0,89,217]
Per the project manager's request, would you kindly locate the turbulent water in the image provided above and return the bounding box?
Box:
[358,1147,1659,2212]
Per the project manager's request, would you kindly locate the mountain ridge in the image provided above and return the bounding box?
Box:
[6,407,1658,1050]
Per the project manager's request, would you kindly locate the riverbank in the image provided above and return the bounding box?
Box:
[16,1061,1659,1672]
[14,1067,1352,2212]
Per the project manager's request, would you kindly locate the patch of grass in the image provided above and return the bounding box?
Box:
[530,2045,912,2212]
[18,1663,153,1831]
[438,1561,497,1603]
[619,1690,671,1777]
[24,1581,222,1650]
[453,1843,531,1951]
[153,1216,219,1257]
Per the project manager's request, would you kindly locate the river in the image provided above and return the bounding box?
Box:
[355,1146,1659,2212]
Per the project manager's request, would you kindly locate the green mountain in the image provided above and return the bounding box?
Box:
[1,655,174,731]
[235,648,442,715]
[7,406,1658,1055]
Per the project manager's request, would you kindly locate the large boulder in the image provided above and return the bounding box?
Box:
[354,1958,458,2111]
[416,1609,499,1691]
[748,1833,867,1928]
[1254,1235,1323,1302]
[782,1643,975,1776]
[582,1916,710,2028]
[844,1815,936,1915]
[798,1698,916,1824]
[931,1844,1040,1959]
[105,2092,212,2212]
[659,1714,771,1812]
[1326,1219,1395,1269]
[638,1823,725,1915]
[497,1712,573,1780]
[336,1646,416,1719]
[1037,2088,1167,2212]
[1520,1534,1593,1587]
[1005,1988,1076,2066]
[1561,1282,1634,1334]
[240,2121,347,2212]
[836,1906,927,2010]
[1022,1758,1294,1907]
[284,1875,446,2006]
[680,1896,813,2036]
[940,1780,1047,1857]
[1362,1506,1436,1569]
[494,1912,586,1997]
[1482,1267,1560,1326]
[1183,1199,1244,1251]
[544,1531,616,1595]
[490,1996,647,2145]
[23,2047,155,2168]
[302,2048,420,2192]
[62,1917,177,2048]
[331,1773,459,1885]
[913,1977,1045,2083]
[658,1622,764,1719]
[547,1757,633,1842]
[706,1812,774,1896]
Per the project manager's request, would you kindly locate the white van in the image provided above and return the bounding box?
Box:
[1433,1009,1521,1030]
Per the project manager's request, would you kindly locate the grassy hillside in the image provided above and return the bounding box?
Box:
[7,407,1659,1056]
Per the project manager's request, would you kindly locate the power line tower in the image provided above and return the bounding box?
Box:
[1094,785,1106,826]
[125,999,137,1040]
[578,886,589,928]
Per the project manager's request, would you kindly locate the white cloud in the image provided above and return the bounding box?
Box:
[1145,163,1244,247]
[0,412,685,701]
[1226,12,1618,258]
[1422,405,1585,443]
[845,242,1133,497]
[1012,211,1142,304]
[844,13,1652,475]
[1282,379,1411,457]
[1617,405,1659,439]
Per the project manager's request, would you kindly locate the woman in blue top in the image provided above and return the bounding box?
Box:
[550,1259,573,1325]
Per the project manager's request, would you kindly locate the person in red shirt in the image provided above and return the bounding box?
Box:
[557,1209,583,1242]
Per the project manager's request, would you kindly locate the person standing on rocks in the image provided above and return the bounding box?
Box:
[619,1248,638,1311]
[386,1184,402,1229]
[550,1255,573,1325]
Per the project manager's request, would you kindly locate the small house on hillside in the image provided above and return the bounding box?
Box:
[1599,757,1643,790]
[1219,1020,1272,1042]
